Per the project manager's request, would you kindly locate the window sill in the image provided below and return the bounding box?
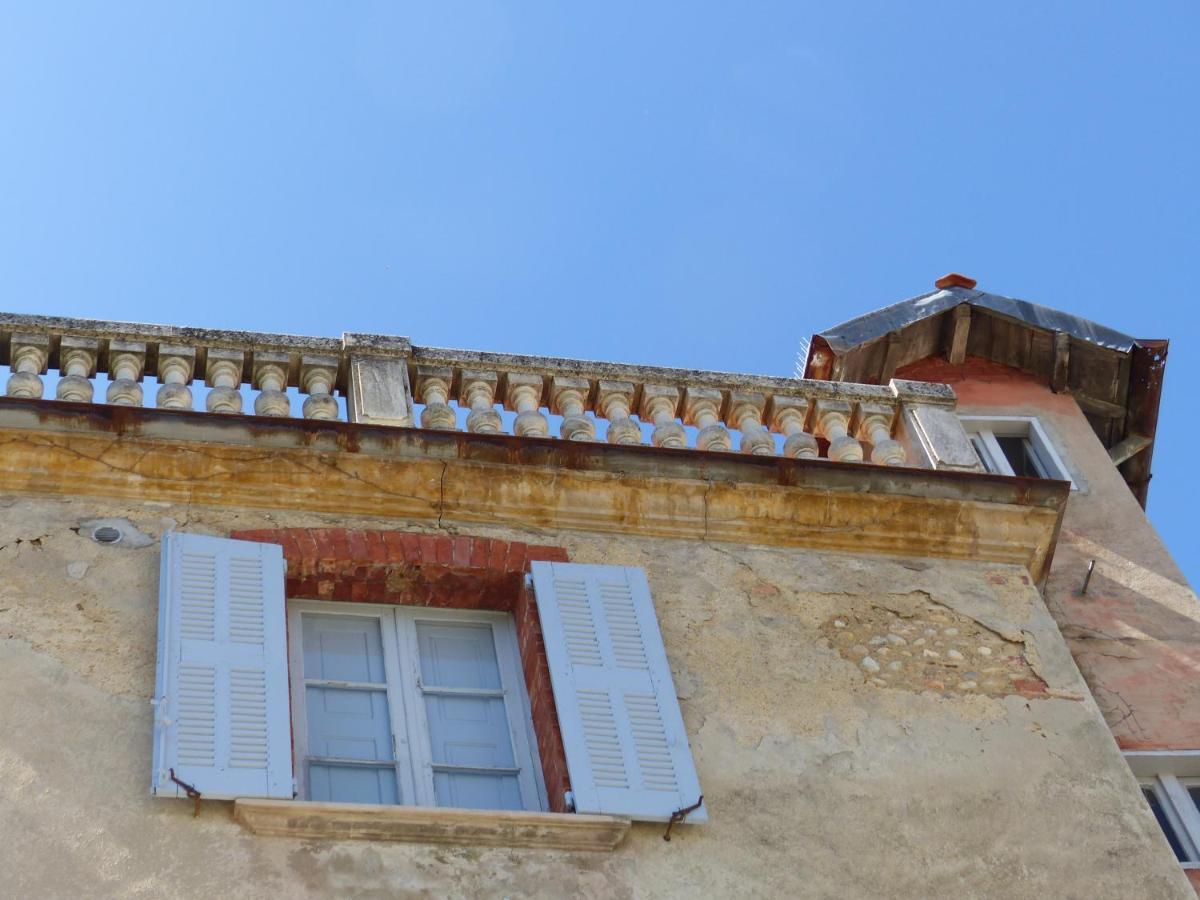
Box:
[233,799,631,851]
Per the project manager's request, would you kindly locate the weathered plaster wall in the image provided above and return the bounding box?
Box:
[0,494,1189,898]
[899,355,1200,751]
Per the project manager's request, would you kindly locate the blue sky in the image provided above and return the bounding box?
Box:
[1,3,1196,583]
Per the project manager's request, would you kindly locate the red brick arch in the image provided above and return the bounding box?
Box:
[231,528,573,813]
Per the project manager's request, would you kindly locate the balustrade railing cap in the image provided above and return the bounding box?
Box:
[342,333,413,355]
[888,378,957,407]
[0,311,342,360]
[410,345,904,405]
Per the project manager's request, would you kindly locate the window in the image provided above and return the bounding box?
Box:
[1139,775,1200,868]
[1143,783,1189,861]
[959,416,1075,487]
[151,533,707,835]
[287,602,545,811]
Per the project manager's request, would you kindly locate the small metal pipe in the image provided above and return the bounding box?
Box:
[1081,559,1096,595]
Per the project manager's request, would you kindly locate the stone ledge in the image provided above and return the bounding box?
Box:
[233,799,631,851]
[0,400,1070,581]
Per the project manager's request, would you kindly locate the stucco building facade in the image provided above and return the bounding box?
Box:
[0,280,1195,898]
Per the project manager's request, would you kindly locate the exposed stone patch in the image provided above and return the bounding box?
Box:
[823,597,1047,698]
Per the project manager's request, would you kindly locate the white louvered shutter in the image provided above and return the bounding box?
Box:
[151,533,292,800]
[530,562,706,823]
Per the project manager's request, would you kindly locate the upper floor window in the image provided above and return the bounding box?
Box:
[150,533,708,831]
[288,602,543,811]
[1125,752,1200,872]
[1140,775,1200,868]
[959,416,1075,488]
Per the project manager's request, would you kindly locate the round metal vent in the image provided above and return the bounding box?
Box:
[91,526,123,544]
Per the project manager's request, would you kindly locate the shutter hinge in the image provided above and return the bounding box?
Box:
[563,790,575,813]
[663,795,704,842]
[153,695,170,727]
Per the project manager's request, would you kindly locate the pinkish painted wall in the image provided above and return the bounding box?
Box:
[899,355,1200,751]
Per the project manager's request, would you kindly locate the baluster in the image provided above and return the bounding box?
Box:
[857,403,906,465]
[155,345,195,410]
[815,399,863,462]
[106,341,146,406]
[205,349,245,414]
[727,392,775,455]
[551,376,596,441]
[253,352,291,417]
[596,380,641,445]
[639,385,686,448]
[460,370,502,433]
[505,373,548,437]
[684,387,731,452]
[415,365,458,430]
[55,336,99,403]
[300,354,339,420]
[5,334,49,398]
[768,397,818,459]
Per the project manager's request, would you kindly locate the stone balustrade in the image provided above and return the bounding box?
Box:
[0,313,354,424]
[403,346,971,469]
[0,311,984,472]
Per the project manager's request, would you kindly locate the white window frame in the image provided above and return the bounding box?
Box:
[1126,751,1200,871]
[1138,775,1200,868]
[958,415,1076,489]
[286,600,548,813]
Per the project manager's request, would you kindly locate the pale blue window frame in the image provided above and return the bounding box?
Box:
[287,600,547,812]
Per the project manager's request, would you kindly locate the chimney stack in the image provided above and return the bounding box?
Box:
[934,273,977,290]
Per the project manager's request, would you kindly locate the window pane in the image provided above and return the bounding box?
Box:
[302,613,387,684]
[310,764,398,805]
[1189,785,1200,814]
[995,436,1048,478]
[1143,787,1188,862]
[434,770,522,811]
[423,694,517,767]
[305,686,393,762]
[417,622,503,689]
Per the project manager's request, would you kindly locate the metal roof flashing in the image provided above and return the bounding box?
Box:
[803,283,1167,509]
[813,287,1139,358]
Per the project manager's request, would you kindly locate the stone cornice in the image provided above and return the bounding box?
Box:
[0,399,1067,580]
